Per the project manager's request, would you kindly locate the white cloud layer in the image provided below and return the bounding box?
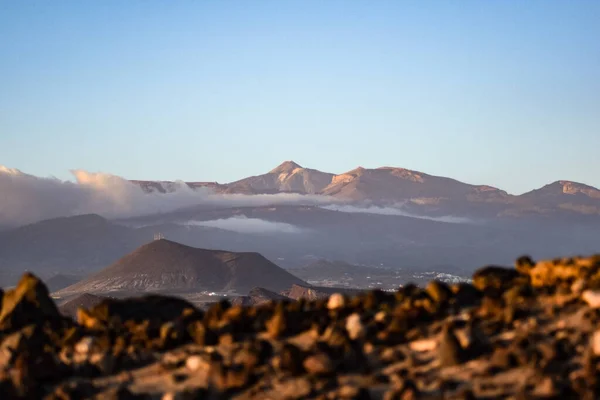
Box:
[0,165,338,228]
[319,204,473,224]
[182,216,305,234]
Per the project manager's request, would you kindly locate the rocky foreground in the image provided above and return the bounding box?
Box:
[2,256,600,399]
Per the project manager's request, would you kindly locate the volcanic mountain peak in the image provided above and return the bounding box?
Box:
[523,180,600,199]
[269,161,303,174]
[132,238,190,253]
[224,160,334,195]
[57,239,307,295]
[555,181,600,197]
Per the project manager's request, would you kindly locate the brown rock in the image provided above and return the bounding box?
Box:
[265,305,287,339]
[451,283,481,308]
[472,266,521,293]
[276,343,305,375]
[338,385,371,399]
[0,273,61,333]
[273,377,312,399]
[515,255,535,274]
[303,353,334,376]
[188,321,217,346]
[82,295,199,328]
[438,325,463,367]
[426,281,452,305]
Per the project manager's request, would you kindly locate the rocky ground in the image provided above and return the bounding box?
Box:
[2,254,600,399]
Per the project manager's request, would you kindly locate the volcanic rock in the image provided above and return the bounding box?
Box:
[286,284,364,301]
[0,273,62,333]
[2,253,600,398]
[231,287,289,307]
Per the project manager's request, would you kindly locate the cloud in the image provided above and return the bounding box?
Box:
[0,165,339,228]
[182,216,305,234]
[319,204,474,224]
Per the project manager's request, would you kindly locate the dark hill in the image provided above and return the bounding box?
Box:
[57,239,307,295]
[45,274,81,292]
[0,214,147,273]
[58,293,106,318]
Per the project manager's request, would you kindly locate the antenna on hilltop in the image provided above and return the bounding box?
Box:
[153,232,165,241]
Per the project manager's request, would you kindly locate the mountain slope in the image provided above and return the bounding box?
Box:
[511,181,600,216]
[57,239,307,295]
[0,214,147,273]
[222,161,335,195]
[45,274,81,292]
[126,161,600,218]
[320,166,511,203]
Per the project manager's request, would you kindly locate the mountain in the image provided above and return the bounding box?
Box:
[131,180,224,194]
[320,166,510,202]
[507,181,600,217]
[127,161,600,219]
[0,214,148,273]
[129,161,335,195]
[222,161,335,195]
[57,239,307,295]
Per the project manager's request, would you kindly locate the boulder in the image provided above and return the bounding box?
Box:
[0,273,61,333]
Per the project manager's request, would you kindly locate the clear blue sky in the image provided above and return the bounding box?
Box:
[1,1,598,194]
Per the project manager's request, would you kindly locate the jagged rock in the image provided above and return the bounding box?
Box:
[438,324,463,367]
[276,343,305,375]
[79,295,199,327]
[472,266,521,293]
[346,313,365,340]
[273,377,312,399]
[582,290,600,308]
[185,355,210,372]
[303,353,334,376]
[425,281,452,305]
[0,273,61,333]
[337,385,371,399]
[526,255,600,288]
[327,293,346,310]
[515,255,535,274]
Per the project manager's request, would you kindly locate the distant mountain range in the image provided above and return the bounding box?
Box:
[1,161,599,290]
[132,161,600,219]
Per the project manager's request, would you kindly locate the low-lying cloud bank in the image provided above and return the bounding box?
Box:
[320,204,474,224]
[182,216,306,234]
[0,165,338,228]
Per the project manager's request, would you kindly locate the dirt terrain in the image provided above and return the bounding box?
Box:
[1,254,600,399]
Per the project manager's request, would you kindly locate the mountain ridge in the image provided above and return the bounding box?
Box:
[130,160,598,199]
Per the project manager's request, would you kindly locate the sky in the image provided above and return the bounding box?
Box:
[1,1,599,195]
